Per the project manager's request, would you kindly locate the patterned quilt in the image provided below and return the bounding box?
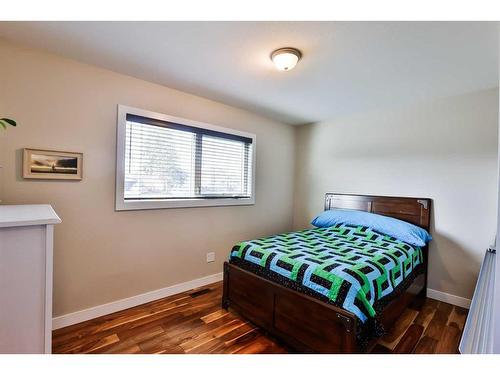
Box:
[229,223,423,323]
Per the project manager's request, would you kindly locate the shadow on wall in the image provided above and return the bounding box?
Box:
[428,232,480,299]
[15,148,23,182]
[427,209,480,299]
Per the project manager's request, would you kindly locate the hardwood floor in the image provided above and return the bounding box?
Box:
[52,281,467,354]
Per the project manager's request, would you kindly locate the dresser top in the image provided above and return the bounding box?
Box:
[0,204,61,228]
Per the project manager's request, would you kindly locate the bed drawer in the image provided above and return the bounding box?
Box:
[227,266,274,329]
[273,290,345,353]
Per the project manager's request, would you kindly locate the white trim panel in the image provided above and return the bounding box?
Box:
[427,288,471,309]
[115,105,257,211]
[52,272,223,330]
[459,249,495,354]
[44,225,54,354]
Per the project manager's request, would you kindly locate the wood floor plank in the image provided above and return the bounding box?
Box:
[53,299,191,347]
[422,298,439,310]
[413,336,438,354]
[437,301,454,314]
[180,319,244,352]
[181,318,247,351]
[447,306,467,331]
[432,301,453,324]
[435,325,462,354]
[186,338,227,354]
[115,320,166,341]
[378,308,419,350]
[392,324,424,354]
[413,301,436,327]
[53,294,191,342]
[233,336,278,354]
[137,331,185,354]
[220,324,257,345]
[99,325,165,354]
[221,329,263,354]
[370,344,392,354]
[52,281,466,354]
[424,316,447,341]
[165,315,237,345]
[53,329,116,353]
[118,345,142,354]
[201,310,230,324]
[59,334,120,354]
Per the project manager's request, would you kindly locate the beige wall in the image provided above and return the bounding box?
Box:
[0,40,296,316]
[294,88,499,299]
[1,38,496,316]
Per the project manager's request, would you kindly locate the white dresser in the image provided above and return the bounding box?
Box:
[0,205,61,354]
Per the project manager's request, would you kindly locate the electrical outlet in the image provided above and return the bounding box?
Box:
[206,252,216,263]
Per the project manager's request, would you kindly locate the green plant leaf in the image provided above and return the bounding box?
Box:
[0,118,16,126]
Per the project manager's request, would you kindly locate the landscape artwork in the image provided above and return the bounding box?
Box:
[23,148,83,180]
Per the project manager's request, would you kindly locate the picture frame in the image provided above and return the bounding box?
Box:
[23,148,83,180]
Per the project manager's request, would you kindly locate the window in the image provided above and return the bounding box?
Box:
[116,105,255,210]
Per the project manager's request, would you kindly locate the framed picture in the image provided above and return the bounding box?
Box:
[23,148,83,180]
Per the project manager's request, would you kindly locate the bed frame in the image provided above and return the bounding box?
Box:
[222,193,432,353]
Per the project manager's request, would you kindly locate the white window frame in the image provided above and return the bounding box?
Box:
[115,105,256,211]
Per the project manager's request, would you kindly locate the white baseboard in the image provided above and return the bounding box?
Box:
[52,272,223,330]
[427,288,471,309]
[52,274,469,330]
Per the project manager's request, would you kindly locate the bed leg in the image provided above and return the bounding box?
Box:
[418,285,427,298]
[222,262,230,310]
[411,287,427,310]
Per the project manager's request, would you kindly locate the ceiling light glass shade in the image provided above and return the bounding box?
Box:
[271,48,301,71]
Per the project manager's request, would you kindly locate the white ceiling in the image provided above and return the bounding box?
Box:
[0,21,498,125]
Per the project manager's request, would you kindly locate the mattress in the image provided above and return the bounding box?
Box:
[229,223,423,324]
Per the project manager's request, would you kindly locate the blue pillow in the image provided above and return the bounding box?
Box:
[311,209,432,247]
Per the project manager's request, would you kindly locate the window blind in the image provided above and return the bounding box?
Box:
[124,114,253,200]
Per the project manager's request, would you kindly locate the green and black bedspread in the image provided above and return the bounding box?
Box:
[229,223,424,340]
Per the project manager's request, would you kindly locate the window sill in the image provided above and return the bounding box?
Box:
[115,196,255,211]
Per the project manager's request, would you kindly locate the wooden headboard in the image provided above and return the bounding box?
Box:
[325,193,432,230]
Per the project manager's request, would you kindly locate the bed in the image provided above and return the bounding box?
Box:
[222,193,431,353]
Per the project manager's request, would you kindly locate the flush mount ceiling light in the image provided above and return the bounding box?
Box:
[271,47,302,71]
